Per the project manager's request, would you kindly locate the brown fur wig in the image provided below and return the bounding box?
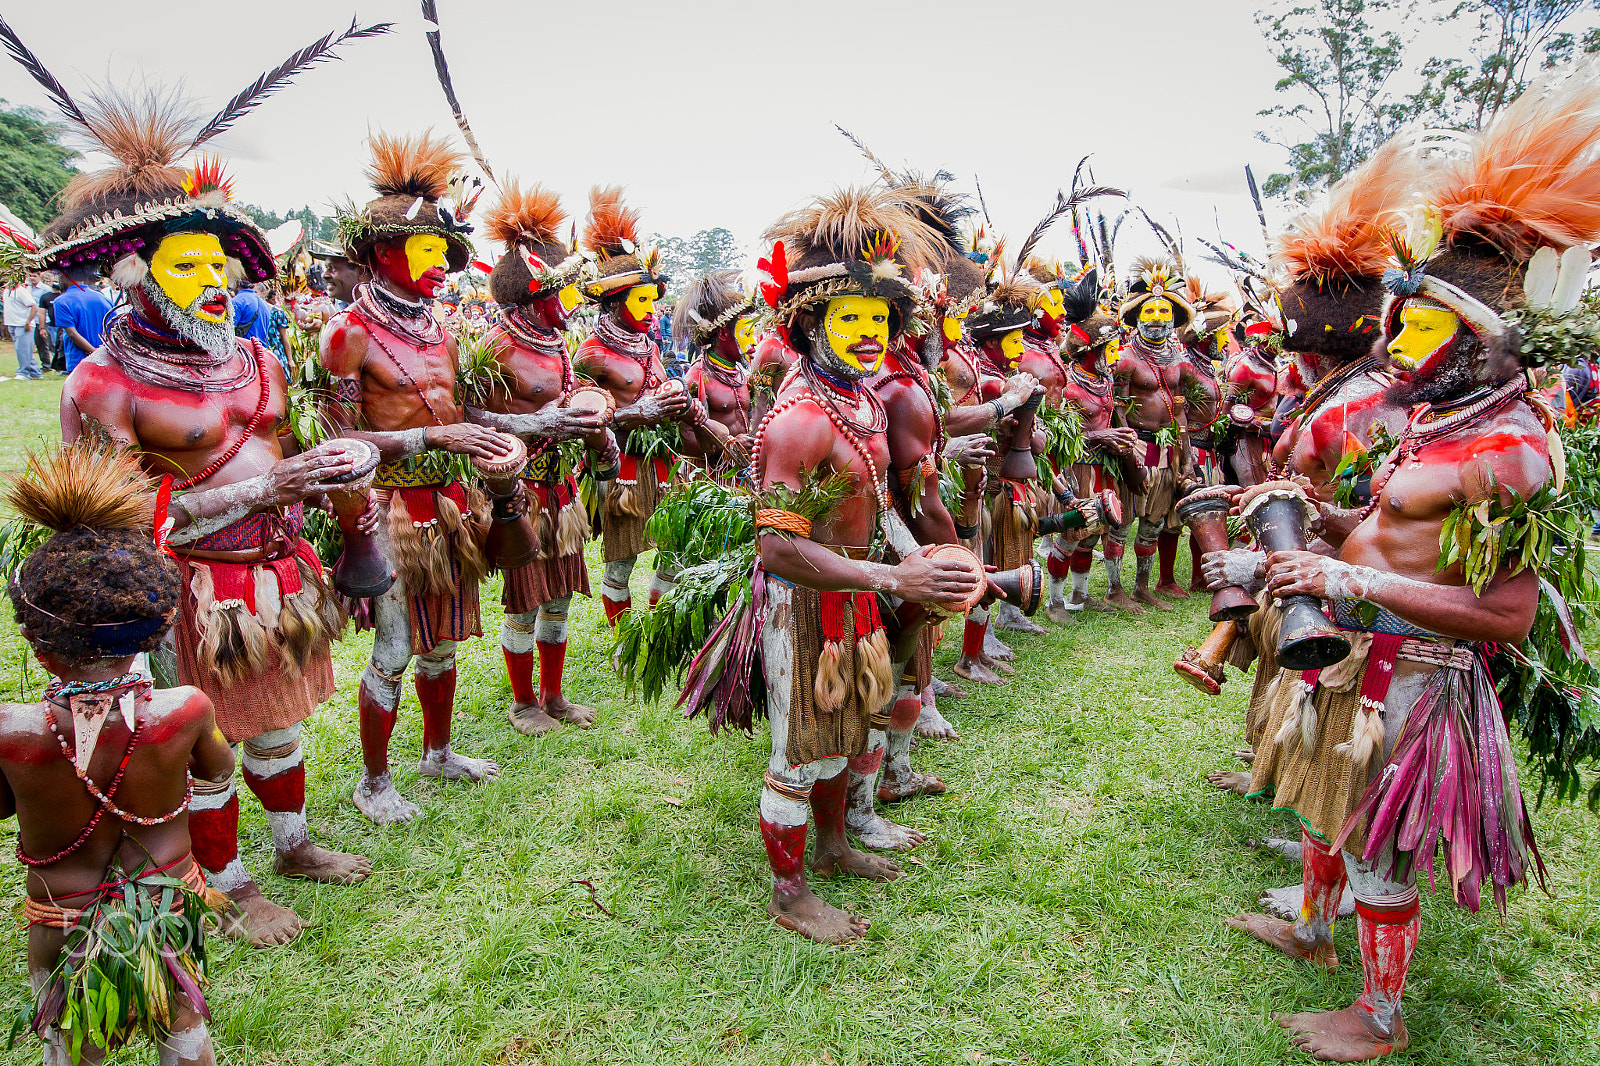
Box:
[347,129,472,272]
[485,180,574,305]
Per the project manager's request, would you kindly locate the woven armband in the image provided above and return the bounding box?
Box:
[755,508,812,537]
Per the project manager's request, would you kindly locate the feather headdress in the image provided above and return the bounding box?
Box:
[1274,140,1423,287]
[674,270,752,352]
[6,442,153,535]
[1185,274,1237,339]
[1,14,391,280]
[1119,257,1193,328]
[484,180,581,305]
[342,128,473,272]
[760,184,943,329]
[968,276,1043,343]
[1379,67,1600,361]
[581,186,665,300]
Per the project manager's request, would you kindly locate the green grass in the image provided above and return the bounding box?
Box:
[0,376,1597,1064]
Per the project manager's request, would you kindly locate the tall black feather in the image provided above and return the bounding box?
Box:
[1014,185,1126,270]
[974,175,993,228]
[1245,165,1270,247]
[1060,268,1100,325]
[1070,154,1091,196]
[835,125,896,184]
[1137,208,1182,266]
[0,15,87,130]
[190,16,395,149]
[422,1,493,183]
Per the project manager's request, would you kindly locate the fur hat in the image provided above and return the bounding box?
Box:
[581,186,667,301]
[759,185,942,335]
[1118,257,1194,328]
[968,277,1041,343]
[674,270,752,354]
[340,130,474,273]
[1381,67,1600,363]
[484,179,582,306]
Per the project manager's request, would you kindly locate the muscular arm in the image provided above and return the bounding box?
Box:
[902,473,959,546]
[186,694,236,786]
[463,404,605,443]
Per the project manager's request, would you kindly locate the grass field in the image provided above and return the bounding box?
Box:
[0,372,1596,1065]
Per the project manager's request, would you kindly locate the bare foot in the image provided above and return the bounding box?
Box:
[1082,595,1116,613]
[878,768,947,803]
[768,883,869,944]
[353,773,419,825]
[508,700,563,736]
[813,844,903,881]
[1044,602,1081,624]
[916,704,960,740]
[216,883,305,947]
[995,613,1048,634]
[981,652,1015,675]
[1207,770,1252,796]
[954,655,1007,686]
[418,746,501,782]
[1278,1006,1408,1062]
[1261,883,1355,921]
[1236,747,1256,765]
[1155,581,1192,600]
[846,808,927,851]
[1105,588,1146,615]
[982,629,1015,661]
[1225,912,1338,971]
[1133,586,1173,610]
[545,696,597,728]
[933,677,968,700]
[273,842,372,884]
[1253,837,1304,863]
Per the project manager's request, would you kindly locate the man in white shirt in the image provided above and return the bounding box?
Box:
[3,273,42,379]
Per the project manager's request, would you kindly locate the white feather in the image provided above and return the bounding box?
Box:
[1553,245,1591,313]
[110,252,148,289]
[1524,246,1559,308]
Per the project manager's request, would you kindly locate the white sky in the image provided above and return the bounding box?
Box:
[0,0,1558,281]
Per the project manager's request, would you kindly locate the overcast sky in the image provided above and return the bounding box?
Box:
[0,1,1551,279]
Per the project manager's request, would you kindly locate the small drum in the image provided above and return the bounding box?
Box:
[655,378,686,399]
[566,385,615,419]
[925,543,989,613]
[322,438,380,484]
[470,431,528,482]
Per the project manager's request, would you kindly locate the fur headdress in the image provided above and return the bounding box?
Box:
[1185,274,1237,341]
[341,129,474,272]
[1118,257,1194,328]
[0,15,392,284]
[1382,67,1600,362]
[968,276,1042,343]
[1060,267,1118,353]
[760,185,942,333]
[674,270,752,354]
[485,180,582,306]
[899,169,988,314]
[1273,139,1424,361]
[581,186,667,301]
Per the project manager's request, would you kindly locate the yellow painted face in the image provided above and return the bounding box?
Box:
[941,307,968,344]
[1387,303,1460,373]
[823,295,891,374]
[149,233,229,320]
[1139,297,1174,326]
[1036,286,1066,322]
[733,314,756,356]
[1104,337,1122,365]
[623,284,658,327]
[404,234,450,282]
[1000,329,1027,365]
[558,283,583,313]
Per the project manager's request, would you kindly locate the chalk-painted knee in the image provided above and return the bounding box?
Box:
[602,559,636,602]
[415,641,456,679]
[501,611,539,655]
[535,594,572,643]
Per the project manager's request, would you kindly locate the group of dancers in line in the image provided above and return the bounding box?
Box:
[2,9,1600,1064]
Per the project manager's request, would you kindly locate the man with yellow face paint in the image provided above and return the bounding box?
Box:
[473,180,614,738]
[323,131,523,826]
[675,270,757,480]
[573,187,688,625]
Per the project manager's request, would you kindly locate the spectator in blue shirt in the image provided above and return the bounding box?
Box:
[232,281,274,350]
[50,266,115,373]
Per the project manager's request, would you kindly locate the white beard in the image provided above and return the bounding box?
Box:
[140,278,236,359]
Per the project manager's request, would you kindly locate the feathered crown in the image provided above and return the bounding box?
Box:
[673,270,753,352]
[1382,66,1600,362]
[0,15,392,283]
[968,276,1042,342]
[484,180,582,305]
[1184,274,1237,338]
[340,129,474,272]
[1118,257,1194,327]
[759,185,942,329]
[580,186,666,300]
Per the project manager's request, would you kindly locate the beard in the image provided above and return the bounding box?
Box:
[1384,340,1479,407]
[141,277,235,359]
[1137,322,1173,345]
[808,321,874,381]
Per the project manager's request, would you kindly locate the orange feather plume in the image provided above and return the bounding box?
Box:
[483,180,567,247]
[365,128,464,200]
[1273,139,1423,284]
[1431,68,1600,259]
[60,86,194,209]
[581,185,641,257]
